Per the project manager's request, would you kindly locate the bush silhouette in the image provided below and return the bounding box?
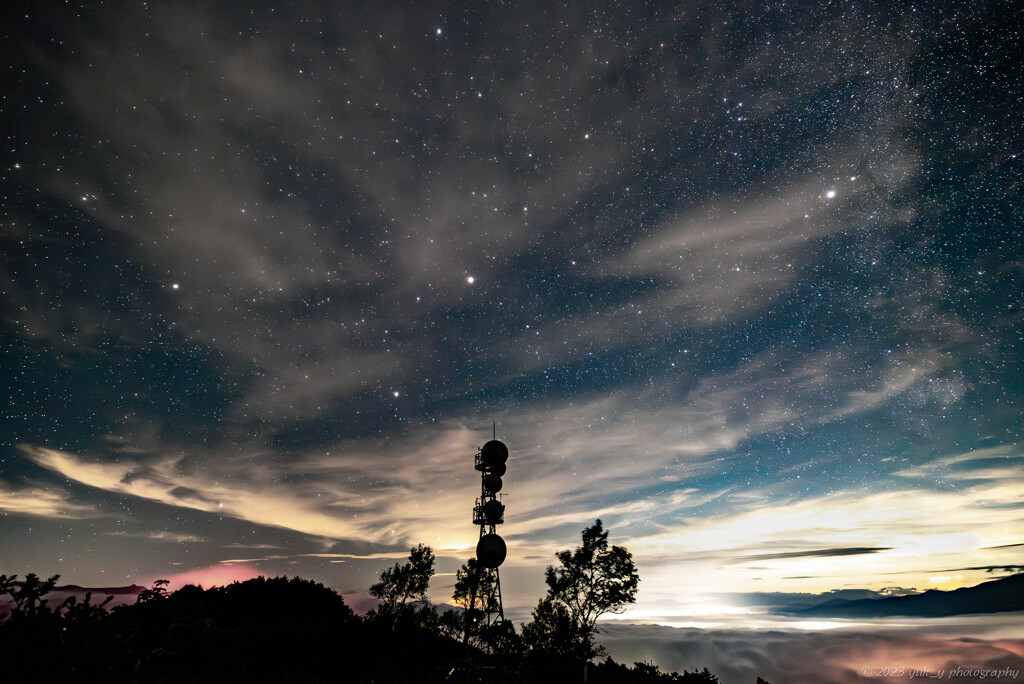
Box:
[0,539,735,683]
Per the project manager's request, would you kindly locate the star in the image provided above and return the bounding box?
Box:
[2,4,1017,668]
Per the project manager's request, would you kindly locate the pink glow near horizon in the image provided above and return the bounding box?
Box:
[154,564,265,592]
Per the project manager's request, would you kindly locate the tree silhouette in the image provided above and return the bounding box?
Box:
[369,543,435,626]
[547,520,639,632]
[477,618,522,657]
[523,595,594,660]
[452,557,499,645]
[590,659,721,682]
[0,566,722,683]
[61,590,114,621]
[527,519,639,661]
[3,573,60,619]
[136,578,170,603]
[522,518,640,684]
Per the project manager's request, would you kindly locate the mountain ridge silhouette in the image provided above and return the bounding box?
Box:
[798,573,1024,617]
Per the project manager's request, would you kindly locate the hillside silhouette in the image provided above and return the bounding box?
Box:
[0,522,740,683]
[798,572,1024,618]
[0,573,726,683]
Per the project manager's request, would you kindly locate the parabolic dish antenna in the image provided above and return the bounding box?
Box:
[477,533,507,568]
[483,498,504,523]
[481,440,509,467]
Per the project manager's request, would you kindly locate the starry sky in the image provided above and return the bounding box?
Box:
[1,1,1022,621]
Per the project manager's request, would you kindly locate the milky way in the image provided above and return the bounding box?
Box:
[1,2,1021,621]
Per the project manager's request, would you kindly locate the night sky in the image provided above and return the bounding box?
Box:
[2,1,1022,624]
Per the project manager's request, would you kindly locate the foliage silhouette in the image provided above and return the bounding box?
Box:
[524,519,640,666]
[0,574,364,682]
[136,578,170,603]
[368,542,435,625]
[478,617,523,658]
[590,659,721,682]
[524,595,595,661]
[452,556,500,645]
[546,520,640,632]
[0,572,61,619]
[0,535,739,683]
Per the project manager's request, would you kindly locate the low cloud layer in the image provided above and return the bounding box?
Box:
[599,620,1024,684]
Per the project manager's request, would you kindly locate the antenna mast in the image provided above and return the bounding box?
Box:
[472,430,508,625]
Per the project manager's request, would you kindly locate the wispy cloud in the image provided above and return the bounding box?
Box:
[24,446,374,542]
[0,481,97,519]
[104,530,203,544]
[3,1,1017,625]
[893,445,1024,484]
[739,547,892,562]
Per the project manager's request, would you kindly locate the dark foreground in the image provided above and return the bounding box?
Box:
[0,574,729,683]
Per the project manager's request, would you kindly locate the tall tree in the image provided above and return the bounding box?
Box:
[452,557,499,645]
[526,520,639,660]
[369,543,435,620]
[546,519,639,635]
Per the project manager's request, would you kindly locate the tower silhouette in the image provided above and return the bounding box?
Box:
[472,429,508,623]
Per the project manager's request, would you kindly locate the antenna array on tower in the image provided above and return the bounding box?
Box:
[472,435,508,621]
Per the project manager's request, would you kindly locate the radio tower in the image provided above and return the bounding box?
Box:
[472,427,508,623]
